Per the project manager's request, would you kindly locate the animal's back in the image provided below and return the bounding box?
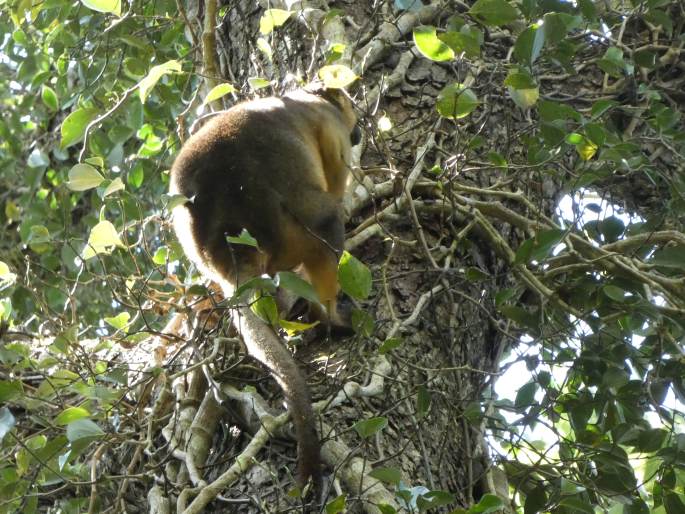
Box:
[169,97,328,285]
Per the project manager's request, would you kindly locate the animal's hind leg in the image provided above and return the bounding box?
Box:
[282,187,344,257]
[297,198,348,327]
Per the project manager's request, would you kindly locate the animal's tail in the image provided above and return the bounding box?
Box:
[233,304,322,491]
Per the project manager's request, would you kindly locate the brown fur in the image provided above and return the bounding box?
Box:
[169,88,358,491]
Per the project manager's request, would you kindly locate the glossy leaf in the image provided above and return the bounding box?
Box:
[413,26,454,61]
[318,65,358,88]
[338,251,372,300]
[66,419,104,442]
[437,83,479,119]
[66,163,104,191]
[469,0,519,26]
[138,60,182,103]
[55,407,91,426]
[81,0,121,16]
[203,83,236,105]
[82,220,124,259]
[60,108,98,149]
[259,9,292,35]
[353,417,388,439]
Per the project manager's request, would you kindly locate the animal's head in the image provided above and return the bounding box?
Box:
[304,81,361,145]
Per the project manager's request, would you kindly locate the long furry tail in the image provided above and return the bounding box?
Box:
[233,305,322,491]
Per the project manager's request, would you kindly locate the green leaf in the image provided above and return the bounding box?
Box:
[514,24,545,66]
[60,108,98,149]
[104,312,130,331]
[543,13,569,44]
[353,417,388,439]
[80,0,121,16]
[128,162,144,188]
[28,225,51,254]
[163,193,191,211]
[379,337,403,354]
[351,308,374,336]
[103,177,125,197]
[439,29,481,58]
[325,42,346,64]
[636,428,667,452]
[276,271,319,303]
[603,285,627,302]
[226,229,259,248]
[279,319,319,335]
[413,26,455,62]
[575,138,598,160]
[66,418,105,442]
[626,499,649,514]
[578,0,597,19]
[259,8,292,35]
[468,494,505,513]
[326,495,347,514]
[416,385,431,418]
[591,99,618,118]
[645,10,673,37]
[66,163,104,191]
[566,132,583,144]
[248,77,271,90]
[524,486,547,514]
[41,85,59,111]
[251,293,279,325]
[0,407,16,443]
[539,100,581,122]
[123,57,147,79]
[508,86,539,109]
[152,246,168,265]
[12,29,28,46]
[87,156,105,168]
[0,380,23,403]
[540,123,565,147]
[437,83,479,119]
[465,267,489,282]
[233,276,277,301]
[515,382,538,409]
[369,466,402,484]
[634,49,658,68]
[599,216,625,242]
[558,496,594,514]
[664,493,685,514]
[498,305,539,333]
[488,152,507,168]
[585,123,606,147]
[469,0,519,26]
[504,72,537,90]
[338,251,372,300]
[82,220,125,260]
[597,47,625,78]
[0,261,17,289]
[318,65,358,89]
[516,229,565,264]
[202,83,236,106]
[138,60,182,103]
[651,245,685,268]
[417,491,456,510]
[55,407,91,426]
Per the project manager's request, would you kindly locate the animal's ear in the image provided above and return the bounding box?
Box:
[303,79,326,96]
[304,81,348,107]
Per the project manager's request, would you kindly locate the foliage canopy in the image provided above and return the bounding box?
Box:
[1,0,684,513]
